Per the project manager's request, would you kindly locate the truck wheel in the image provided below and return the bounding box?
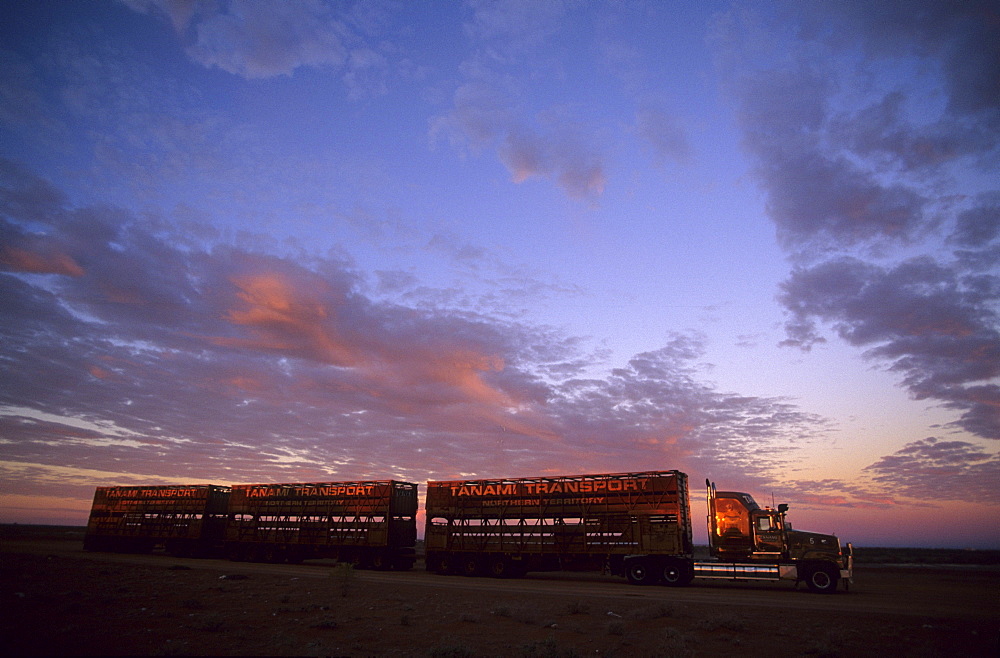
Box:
[487,557,515,578]
[805,564,839,594]
[461,556,481,576]
[661,559,693,587]
[436,555,455,575]
[625,558,658,585]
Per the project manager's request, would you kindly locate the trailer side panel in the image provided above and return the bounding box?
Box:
[84,484,231,553]
[425,471,691,571]
[225,480,417,566]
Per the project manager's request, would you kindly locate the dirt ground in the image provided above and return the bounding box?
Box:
[2,530,998,657]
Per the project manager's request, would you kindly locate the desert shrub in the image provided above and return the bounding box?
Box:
[514,608,539,625]
[695,613,748,632]
[336,562,355,597]
[518,636,581,657]
[656,627,693,657]
[189,614,224,632]
[428,644,475,658]
[491,604,538,625]
[627,602,674,620]
[804,630,847,657]
[566,600,590,615]
[310,618,338,630]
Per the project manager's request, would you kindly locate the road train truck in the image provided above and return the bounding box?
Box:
[424,470,852,593]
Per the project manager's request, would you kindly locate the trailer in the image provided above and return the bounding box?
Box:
[425,471,853,593]
[83,484,231,556]
[424,471,692,578]
[224,480,418,568]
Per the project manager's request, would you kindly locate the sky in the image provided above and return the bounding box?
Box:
[0,0,997,549]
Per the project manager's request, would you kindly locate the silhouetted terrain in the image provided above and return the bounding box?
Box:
[3,525,998,656]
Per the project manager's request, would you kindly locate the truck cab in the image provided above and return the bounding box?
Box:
[706,480,851,592]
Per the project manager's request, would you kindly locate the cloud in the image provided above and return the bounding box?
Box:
[1,160,821,491]
[864,437,1000,503]
[714,3,1000,440]
[791,1,1000,121]
[951,196,1000,249]
[432,78,607,200]
[426,2,607,200]
[463,0,570,64]
[342,47,389,100]
[122,0,380,85]
[186,1,349,79]
[829,91,998,172]
[732,62,931,252]
[779,256,1000,438]
[636,106,691,166]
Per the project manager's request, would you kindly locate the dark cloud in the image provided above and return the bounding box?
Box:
[733,62,931,251]
[864,437,1000,504]
[715,3,1000,441]
[829,91,998,172]
[1,160,819,493]
[951,196,1000,249]
[779,256,1000,438]
[792,0,1000,121]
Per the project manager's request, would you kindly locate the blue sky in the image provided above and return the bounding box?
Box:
[1,0,997,548]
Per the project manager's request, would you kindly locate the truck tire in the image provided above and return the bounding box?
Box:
[804,563,839,594]
[487,556,512,578]
[436,555,456,575]
[369,553,389,570]
[661,558,693,587]
[625,558,658,585]
[460,556,481,576]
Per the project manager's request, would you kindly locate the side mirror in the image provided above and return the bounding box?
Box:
[778,503,788,514]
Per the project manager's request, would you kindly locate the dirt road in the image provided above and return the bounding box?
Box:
[3,536,998,656]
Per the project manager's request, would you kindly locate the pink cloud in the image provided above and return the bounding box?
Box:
[0,246,84,277]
